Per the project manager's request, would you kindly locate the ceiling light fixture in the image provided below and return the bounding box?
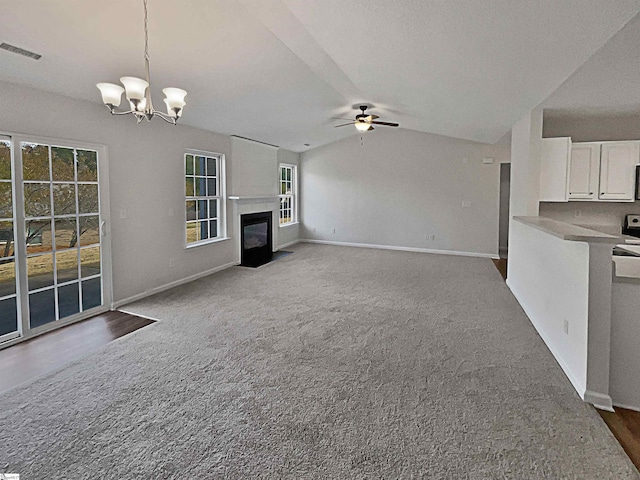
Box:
[96,0,186,125]
[355,120,372,132]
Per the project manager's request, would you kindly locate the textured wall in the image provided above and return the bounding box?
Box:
[300,128,510,256]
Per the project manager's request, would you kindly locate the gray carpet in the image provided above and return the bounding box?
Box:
[0,243,637,479]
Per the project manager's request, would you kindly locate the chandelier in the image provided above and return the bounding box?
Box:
[96,0,187,124]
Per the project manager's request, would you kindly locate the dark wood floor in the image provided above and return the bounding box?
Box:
[0,311,155,395]
[598,408,640,471]
[492,258,508,280]
[492,257,639,472]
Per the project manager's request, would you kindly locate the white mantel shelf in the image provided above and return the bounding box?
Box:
[228,195,280,202]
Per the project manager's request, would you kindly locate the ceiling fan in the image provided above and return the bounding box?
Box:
[334,105,400,132]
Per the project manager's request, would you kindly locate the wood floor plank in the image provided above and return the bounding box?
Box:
[598,408,640,472]
[0,311,155,395]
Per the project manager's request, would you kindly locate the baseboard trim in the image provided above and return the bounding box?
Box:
[112,261,238,309]
[506,278,588,401]
[612,401,640,413]
[585,390,614,412]
[300,239,496,259]
[276,239,300,250]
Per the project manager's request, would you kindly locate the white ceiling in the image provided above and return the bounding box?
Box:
[1,0,639,151]
[543,12,640,119]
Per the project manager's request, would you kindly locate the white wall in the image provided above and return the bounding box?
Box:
[540,201,640,229]
[544,113,640,143]
[507,220,590,396]
[300,128,510,256]
[0,80,300,305]
[276,148,300,248]
[230,136,278,197]
[610,278,640,410]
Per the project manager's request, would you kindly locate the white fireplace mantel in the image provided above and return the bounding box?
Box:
[229,195,280,203]
[229,195,281,263]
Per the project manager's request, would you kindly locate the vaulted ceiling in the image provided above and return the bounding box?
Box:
[1,0,640,151]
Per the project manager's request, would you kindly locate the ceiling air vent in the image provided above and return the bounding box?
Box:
[0,43,41,60]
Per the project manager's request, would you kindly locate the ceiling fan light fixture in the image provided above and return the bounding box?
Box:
[355,121,371,132]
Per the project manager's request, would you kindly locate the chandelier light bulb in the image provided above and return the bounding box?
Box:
[120,77,149,102]
[96,83,124,107]
[164,98,185,118]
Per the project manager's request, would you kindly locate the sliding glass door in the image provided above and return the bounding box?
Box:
[0,133,111,345]
[0,136,18,342]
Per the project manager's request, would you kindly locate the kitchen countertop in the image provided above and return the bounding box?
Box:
[513,216,621,243]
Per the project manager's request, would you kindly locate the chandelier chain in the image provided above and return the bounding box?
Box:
[143,0,149,62]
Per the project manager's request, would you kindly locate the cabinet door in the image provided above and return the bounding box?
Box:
[540,137,571,202]
[569,143,600,200]
[599,142,639,201]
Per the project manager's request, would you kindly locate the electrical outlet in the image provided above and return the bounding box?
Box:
[563,319,569,335]
[462,201,472,208]
[312,227,316,233]
[331,228,336,234]
[574,210,582,218]
[428,234,435,241]
[169,258,175,268]
[482,157,494,164]
[119,209,127,219]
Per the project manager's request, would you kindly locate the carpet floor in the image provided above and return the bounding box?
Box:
[0,244,637,479]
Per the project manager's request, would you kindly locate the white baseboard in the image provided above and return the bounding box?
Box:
[301,239,497,259]
[612,401,640,413]
[507,278,588,401]
[584,390,614,412]
[112,261,238,309]
[276,239,300,250]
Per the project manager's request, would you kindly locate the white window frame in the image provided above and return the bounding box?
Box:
[0,131,113,349]
[278,163,297,227]
[185,149,227,248]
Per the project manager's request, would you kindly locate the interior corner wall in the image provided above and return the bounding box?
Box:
[506,108,542,280]
[0,80,236,305]
[300,128,510,256]
[276,148,301,248]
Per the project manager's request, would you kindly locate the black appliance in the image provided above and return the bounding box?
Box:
[622,214,640,238]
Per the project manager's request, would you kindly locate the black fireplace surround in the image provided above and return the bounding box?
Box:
[240,211,273,267]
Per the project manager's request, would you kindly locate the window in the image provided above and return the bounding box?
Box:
[279,164,296,226]
[185,151,225,246]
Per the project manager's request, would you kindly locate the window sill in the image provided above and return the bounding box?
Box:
[279,222,300,228]
[185,237,230,249]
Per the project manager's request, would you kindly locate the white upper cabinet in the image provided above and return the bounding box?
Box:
[569,143,600,200]
[598,142,639,201]
[540,137,571,202]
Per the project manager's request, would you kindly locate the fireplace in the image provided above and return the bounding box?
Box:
[240,211,273,267]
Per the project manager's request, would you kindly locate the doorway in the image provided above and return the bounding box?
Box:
[498,163,511,259]
[0,134,112,346]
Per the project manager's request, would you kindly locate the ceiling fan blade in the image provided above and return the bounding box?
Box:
[334,122,356,128]
[370,121,399,127]
[365,115,380,121]
[331,117,355,121]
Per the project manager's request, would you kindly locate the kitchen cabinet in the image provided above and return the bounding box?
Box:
[568,143,600,200]
[540,139,639,203]
[598,142,639,201]
[540,137,571,202]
